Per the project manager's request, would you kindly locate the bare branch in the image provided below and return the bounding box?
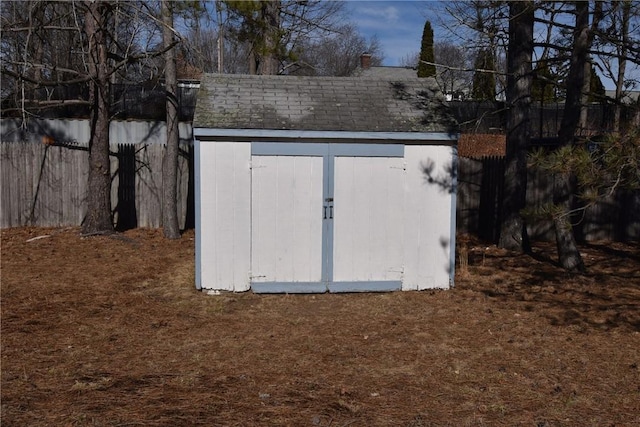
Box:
[419,60,509,77]
[3,25,82,32]
[1,67,92,87]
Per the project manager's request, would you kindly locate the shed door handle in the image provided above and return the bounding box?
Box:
[323,205,334,219]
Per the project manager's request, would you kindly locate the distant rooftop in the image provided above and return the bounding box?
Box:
[353,66,418,79]
[604,90,639,104]
[351,53,418,79]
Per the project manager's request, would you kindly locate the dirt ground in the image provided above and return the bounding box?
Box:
[2,227,639,427]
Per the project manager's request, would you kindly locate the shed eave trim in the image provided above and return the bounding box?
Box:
[193,128,458,142]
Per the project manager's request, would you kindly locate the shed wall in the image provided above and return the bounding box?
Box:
[196,140,455,292]
[402,145,456,290]
[196,141,251,291]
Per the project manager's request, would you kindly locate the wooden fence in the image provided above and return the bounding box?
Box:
[2,142,638,241]
[449,101,640,137]
[0,142,192,230]
[457,156,640,242]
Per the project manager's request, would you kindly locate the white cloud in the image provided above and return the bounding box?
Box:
[359,6,400,24]
[345,1,429,66]
[349,2,403,30]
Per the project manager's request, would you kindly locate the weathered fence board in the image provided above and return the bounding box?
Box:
[1,142,191,229]
[1,118,193,229]
[450,101,639,137]
[2,138,637,241]
[1,142,87,227]
[457,156,640,242]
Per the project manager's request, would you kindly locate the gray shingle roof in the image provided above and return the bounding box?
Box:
[194,73,457,134]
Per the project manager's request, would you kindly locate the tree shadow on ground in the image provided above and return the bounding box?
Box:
[458,235,640,332]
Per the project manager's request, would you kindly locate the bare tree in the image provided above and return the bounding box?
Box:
[595,0,639,133]
[432,0,639,270]
[223,0,346,75]
[161,0,180,239]
[1,1,92,117]
[179,23,252,75]
[293,24,383,76]
[2,0,175,234]
[577,1,603,133]
[83,0,114,234]
[532,1,639,117]
[429,1,509,98]
[611,0,632,133]
[551,1,592,272]
[178,1,375,76]
[498,0,533,252]
[399,52,419,68]
[434,43,471,99]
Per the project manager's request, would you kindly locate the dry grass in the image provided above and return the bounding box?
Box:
[2,227,639,426]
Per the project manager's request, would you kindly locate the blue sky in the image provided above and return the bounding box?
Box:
[345,1,433,67]
[344,1,638,91]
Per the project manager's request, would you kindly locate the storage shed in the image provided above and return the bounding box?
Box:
[193,73,458,293]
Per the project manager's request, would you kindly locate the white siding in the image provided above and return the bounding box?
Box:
[402,145,455,290]
[197,141,251,291]
[196,140,456,293]
[251,156,323,283]
[333,157,404,282]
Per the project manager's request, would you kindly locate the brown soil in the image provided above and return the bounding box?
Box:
[2,227,639,427]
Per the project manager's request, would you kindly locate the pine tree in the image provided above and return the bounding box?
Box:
[471,49,496,101]
[532,59,556,104]
[417,20,436,78]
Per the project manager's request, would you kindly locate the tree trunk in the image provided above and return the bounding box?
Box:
[578,60,591,135]
[249,51,259,75]
[578,1,602,135]
[82,1,114,235]
[499,1,533,252]
[554,1,589,272]
[161,0,181,239]
[613,0,631,134]
[553,172,584,271]
[260,0,280,75]
[216,0,224,74]
[559,2,590,144]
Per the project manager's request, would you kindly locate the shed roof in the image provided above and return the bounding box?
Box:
[193,73,457,135]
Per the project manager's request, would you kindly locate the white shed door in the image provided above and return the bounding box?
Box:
[249,143,404,293]
[332,157,404,284]
[251,156,324,284]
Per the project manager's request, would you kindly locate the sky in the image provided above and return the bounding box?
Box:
[344,1,639,91]
[345,1,433,67]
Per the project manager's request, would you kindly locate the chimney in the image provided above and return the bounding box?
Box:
[360,52,372,69]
